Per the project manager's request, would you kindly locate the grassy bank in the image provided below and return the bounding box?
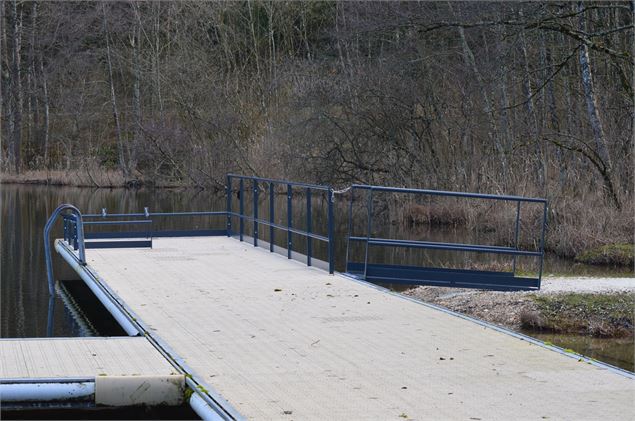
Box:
[525,293,635,338]
[575,244,634,267]
[404,287,634,338]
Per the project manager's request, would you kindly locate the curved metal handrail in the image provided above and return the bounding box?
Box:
[44,204,86,296]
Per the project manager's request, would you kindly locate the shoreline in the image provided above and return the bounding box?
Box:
[403,278,635,339]
[0,170,191,189]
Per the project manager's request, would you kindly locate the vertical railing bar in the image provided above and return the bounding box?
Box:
[328,188,334,274]
[239,178,244,242]
[512,201,521,275]
[72,218,78,250]
[344,188,354,273]
[306,188,312,267]
[538,202,548,282]
[72,214,86,263]
[269,182,275,252]
[287,184,292,259]
[226,175,232,237]
[363,188,373,280]
[253,179,259,247]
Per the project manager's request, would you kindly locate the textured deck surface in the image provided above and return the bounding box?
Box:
[65,237,633,420]
[0,337,177,379]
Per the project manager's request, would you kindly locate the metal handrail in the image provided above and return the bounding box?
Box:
[351,184,548,204]
[227,173,332,191]
[226,174,335,273]
[346,184,548,288]
[44,204,86,296]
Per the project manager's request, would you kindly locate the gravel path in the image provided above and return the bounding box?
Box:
[540,276,635,293]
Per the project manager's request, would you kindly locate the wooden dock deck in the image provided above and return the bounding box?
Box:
[51,235,634,420]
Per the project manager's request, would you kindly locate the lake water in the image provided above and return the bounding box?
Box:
[1,184,632,371]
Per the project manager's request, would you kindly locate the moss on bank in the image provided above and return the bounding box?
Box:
[575,243,634,267]
[404,286,634,338]
[525,293,634,337]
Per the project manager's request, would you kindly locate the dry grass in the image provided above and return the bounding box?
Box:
[0,168,182,188]
[392,188,633,262]
[401,203,468,226]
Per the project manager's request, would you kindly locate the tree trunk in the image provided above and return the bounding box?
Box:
[9,0,23,173]
[1,1,12,169]
[577,2,620,208]
[519,24,544,189]
[39,52,49,168]
[130,3,142,174]
[28,1,38,159]
[102,4,127,178]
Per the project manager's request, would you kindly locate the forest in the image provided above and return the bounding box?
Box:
[1,1,633,259]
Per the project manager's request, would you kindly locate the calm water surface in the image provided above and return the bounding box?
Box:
[1,184,632,371]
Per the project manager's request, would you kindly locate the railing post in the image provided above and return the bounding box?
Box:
[63,217,68,242]
[345,187,354,273]
[287,184,292,259]
[328,188,334,274]
[72,219,78,250]
[73,214,86,264]
[306,188,312,267]
[363,188,373,280]
[226,175,232,237]
[512,201,521,275]
[538,202,548,282]
[239,178,244,242]
[269,182,274,252]
[253,179,259,247]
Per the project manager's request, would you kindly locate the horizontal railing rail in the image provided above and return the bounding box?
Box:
[350,184,548,204]
[345,184,548,291]
[80,209,226,241]
[226,174,335,273]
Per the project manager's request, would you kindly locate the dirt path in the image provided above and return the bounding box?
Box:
[539,277,635,293]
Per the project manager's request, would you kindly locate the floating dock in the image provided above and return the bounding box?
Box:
[4,175,633,419]
[0,337,184,408]
[47,235,633,420]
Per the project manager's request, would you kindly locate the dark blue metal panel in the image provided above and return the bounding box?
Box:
[327,189,335,274]
[347,263,539,291]
[86,240,153,249]
[287,184,292,260]
[226,174,232,237]
[269,182,275,252]
[239,178,244,242]
[306,188,312,266]
[253,179,259,247]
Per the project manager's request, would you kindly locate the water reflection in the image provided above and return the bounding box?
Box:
[1,184,630,339]
[523,331,634,372]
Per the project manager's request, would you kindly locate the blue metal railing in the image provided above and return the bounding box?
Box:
[44,204,87,296]
[226,174,335,274]
[45,174,336,295]
[45,176,544,296]
[345,184,548,291]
